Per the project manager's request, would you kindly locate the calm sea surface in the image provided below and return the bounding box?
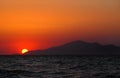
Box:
[0,55,120,78]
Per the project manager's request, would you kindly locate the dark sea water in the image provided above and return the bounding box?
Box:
[0,55,120,78]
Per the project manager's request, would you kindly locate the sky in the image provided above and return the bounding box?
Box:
[0,0,120,54]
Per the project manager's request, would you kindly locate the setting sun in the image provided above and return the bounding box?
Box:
[22,49,29,54]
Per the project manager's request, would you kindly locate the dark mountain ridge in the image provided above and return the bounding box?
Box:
[25,40,120,55]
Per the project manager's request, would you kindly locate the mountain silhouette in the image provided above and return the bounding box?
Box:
[25,40,120,55]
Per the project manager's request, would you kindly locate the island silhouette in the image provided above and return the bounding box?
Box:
[24,40,120,55]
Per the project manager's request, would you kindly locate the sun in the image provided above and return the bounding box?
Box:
[21,49,29,54]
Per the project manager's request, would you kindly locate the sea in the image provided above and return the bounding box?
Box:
[0,55,120,78]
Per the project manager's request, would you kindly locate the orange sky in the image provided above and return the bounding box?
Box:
[0,0,120,54]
